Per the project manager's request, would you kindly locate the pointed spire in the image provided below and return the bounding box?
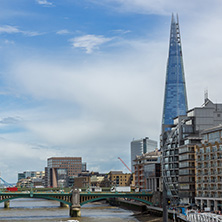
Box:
[171,13,175,23]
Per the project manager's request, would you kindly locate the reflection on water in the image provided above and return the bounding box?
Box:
[0,199,139,222]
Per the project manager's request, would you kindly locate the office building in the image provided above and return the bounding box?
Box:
[45,157,83,188]
[131,137,157,172]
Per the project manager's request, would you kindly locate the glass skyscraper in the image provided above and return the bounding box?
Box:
[161,15,189,211]
[162,14,188,132]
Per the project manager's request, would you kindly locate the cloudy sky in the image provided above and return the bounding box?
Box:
[0,0,222,182]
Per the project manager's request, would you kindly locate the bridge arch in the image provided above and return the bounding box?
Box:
[81,196,153,206]
[0,196,72,207]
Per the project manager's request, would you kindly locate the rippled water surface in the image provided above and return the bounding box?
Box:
[0,199,139,222]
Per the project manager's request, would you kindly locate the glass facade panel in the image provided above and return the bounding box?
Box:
[57,169,68,188]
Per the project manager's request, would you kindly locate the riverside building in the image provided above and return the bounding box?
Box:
[133,149,161,191]
[162,98,222,205]
[196,125,222,211]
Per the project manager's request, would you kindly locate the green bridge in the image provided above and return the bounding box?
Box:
[0,189,153,217]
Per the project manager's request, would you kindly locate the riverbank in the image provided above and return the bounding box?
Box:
[107,198,177,222]
[107,198,164,222]
[133,211,163,222]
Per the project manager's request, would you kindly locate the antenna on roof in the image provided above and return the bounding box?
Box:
[204,88,208,102]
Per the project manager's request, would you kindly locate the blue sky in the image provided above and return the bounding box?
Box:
[1,0,222,182]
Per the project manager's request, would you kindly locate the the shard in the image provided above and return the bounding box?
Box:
[162,14,188,132]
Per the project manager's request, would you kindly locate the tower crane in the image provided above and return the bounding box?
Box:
[118,157,132,173]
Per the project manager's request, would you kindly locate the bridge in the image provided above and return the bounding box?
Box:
[0,189,153,217]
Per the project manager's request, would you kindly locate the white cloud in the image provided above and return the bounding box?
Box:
[36,0,53,6]
[70,34,112,53]
[56,29,70,35]
[90,0,220,16]
[111,29,131,35]
[4,39,15,44]
[0,138,59,182]
[0,25,20,34]
[0,25,41,37]
[0,116,21,124]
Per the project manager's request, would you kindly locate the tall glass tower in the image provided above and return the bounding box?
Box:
[162,14,188,132]
[161,15,189,216]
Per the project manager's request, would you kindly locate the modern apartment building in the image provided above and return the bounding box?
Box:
[131,137,157,172]
[45,157,83,188]
[162,98,222,205]
[133,149,161,191]
[196,125,222,211]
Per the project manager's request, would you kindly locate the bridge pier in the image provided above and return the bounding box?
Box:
[70,205,81,217]
[4,200,10,208]
[70,188,81,217]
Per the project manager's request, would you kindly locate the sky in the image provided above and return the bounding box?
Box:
[1,0,222,182]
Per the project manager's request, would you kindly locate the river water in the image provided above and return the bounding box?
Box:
[0,199,140,222]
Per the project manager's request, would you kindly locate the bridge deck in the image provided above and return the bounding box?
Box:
[0,191,153,206]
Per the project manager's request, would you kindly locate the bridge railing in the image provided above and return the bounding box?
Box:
[187,210,222,222]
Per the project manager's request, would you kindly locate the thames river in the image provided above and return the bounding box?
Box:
[0,199,140,222]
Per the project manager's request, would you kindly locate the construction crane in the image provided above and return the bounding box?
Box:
[118,157,132,173]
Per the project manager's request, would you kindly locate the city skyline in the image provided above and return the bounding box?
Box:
[0,1,222,182]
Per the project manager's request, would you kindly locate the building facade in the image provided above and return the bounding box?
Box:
[131,137,157,172]
[133,149,161,191]
[108,171,134,187]
[162,98,222,205]
[196,125,222,211]
[45,157,83,188]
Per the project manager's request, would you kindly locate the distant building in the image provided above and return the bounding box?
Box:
[45,157,84,188]
[17,171,45,188]
[73,176,91,188]
[196,125,222,211]
[108,171,134,187]
[131,137,157,172]
[82,162,87,172]
[133,149,161,191]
